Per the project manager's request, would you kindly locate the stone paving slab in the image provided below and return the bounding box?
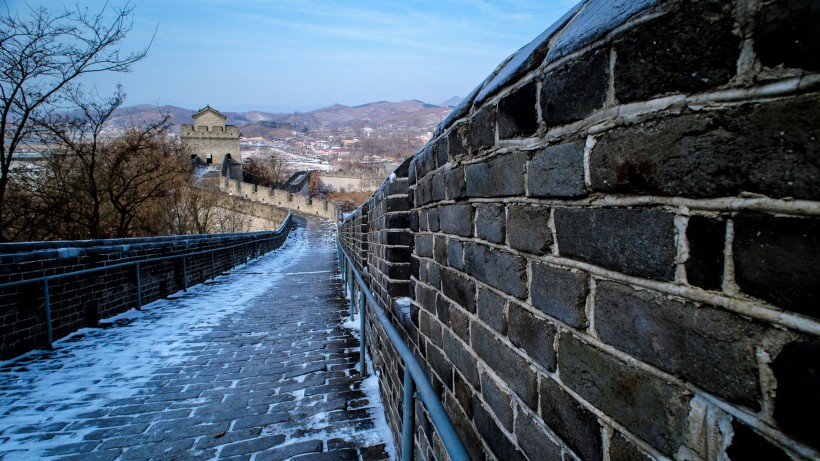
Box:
[0,217,393,461]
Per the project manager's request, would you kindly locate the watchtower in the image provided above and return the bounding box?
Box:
[181,105,241,166]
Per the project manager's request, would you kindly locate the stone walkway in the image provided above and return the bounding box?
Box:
[0,217,393,461]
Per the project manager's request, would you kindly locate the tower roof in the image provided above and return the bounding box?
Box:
[192,105,226,121]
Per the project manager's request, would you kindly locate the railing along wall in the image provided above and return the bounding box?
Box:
[337,241,469,461]
[0,215,293,360]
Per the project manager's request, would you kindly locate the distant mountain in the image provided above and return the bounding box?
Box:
[439,96,463,108]
[109,99,452,134]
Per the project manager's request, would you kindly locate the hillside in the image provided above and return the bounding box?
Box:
[108,99,453,134]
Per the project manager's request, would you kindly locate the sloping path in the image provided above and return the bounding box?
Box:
[0,216,393,461]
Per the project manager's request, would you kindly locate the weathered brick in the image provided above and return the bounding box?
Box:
[431,173,446,203]
[530,262,588,328]
[596,280,765,409]
[474,204,505,244]
[447,127,467,162]
[685,215,725,291]
[424,208,439,233]
[754,0,820,71]
[615,0,738,102]
[539,375,601,461]
[542,48,608,125]
[433,136,448,168]
[427,344,453,390]
[438,204,473,238]
[443,331,478,388]
[554,208,676,281]
[463,243,528,299]
[414,178,432,207]
[476,287,507,335]
[513,410,563,461]
[433,236,447,266]
[507,303,556,371]
[506,205,552,254]
[440,268,476,313]
[467,107,496,155]
[772,340,820,450]
[527,141,587,197]
[558,333,691,457]
[449,304,470,342]
[471,322,536,408]
[414,235,433,258]
[446,239,464,272]
[465,152,526,198]
[498,81,539,139]
[590,96,820,200]
[733,213,820,319]
[444,166,466,200]
[479,372,513,431]
[473,401,526,461]
[609,431,652,461]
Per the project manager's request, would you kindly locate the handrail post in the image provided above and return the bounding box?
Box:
[135,262,142,310]
[359,290,366,376]
[211,251,216,280]
[349,276,355,316]
[43,279,53,350]
[402,367,416,461]
[182,256,188,292]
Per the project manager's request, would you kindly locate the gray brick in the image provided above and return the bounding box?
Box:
[558,333,691,457]
[431,173,446,202]
[596,280,766,409]
[506,205,552,254]
[444,166,466,200]
[685,215,725,291]
[507,303,556,371]
[467,106,496,155]
[479,372,513,431]
[542,48,608,125]
[530,262,589,328]
[615,0,738,102]
[446,239,464,271]
[440,267,476,313]
[590,95,820,200]
[471,322,536,409]
[474,203,505,244]
[733,212,820,319]
[609,431,653,461]
[477,287,507,335]
[464,243,528,299]
[554,208,676,281]
[443,330,479,387]
[473,401,527,461]
[447,127,467,162]
[539,375,601,461]
[513,410,563,461]
[771,340,820,450]
[528,142,587,197]
[439,204,473,237]
[465,152,526,198]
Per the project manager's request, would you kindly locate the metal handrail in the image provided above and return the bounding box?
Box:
[0,214,293,349]
[337,240,470,461]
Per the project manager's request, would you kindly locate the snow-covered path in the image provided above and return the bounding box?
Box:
[0,217,394,461]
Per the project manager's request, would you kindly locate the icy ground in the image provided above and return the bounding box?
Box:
[0,218,395,460]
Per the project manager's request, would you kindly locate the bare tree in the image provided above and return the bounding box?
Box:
[0,2,150,240]
[243,155,288,188]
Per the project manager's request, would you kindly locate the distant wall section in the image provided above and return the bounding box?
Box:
[220,178,338,221]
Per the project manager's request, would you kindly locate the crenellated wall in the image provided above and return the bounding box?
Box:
[339,1,820,460]
[220,178,339,220]
[0,222,292,360]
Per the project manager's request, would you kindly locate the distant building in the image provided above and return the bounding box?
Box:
[181,105,241,167]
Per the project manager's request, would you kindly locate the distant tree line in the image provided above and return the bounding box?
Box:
[0,3,251,241]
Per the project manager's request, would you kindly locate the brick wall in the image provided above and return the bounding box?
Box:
[221,178,339,221]
[0,219,292,360]
[338,1,820,460]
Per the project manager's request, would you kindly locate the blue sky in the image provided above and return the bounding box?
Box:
[3,0,575,111]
